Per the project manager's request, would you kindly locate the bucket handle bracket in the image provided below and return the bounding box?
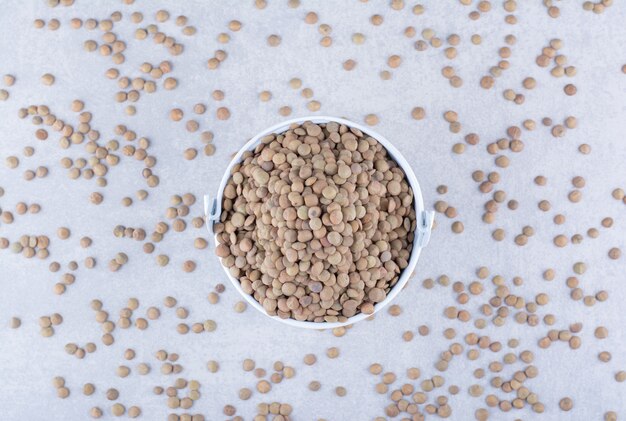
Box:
[416,210,434,248]
[203,195,221,241]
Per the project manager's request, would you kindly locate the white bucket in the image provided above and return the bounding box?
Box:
[205,116,434,330]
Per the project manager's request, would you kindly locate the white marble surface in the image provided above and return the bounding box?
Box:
[0,1,625,420]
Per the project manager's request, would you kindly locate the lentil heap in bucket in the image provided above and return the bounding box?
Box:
[215,121,417,323]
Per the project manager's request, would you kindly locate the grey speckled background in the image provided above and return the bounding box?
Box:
[0,1,625,420]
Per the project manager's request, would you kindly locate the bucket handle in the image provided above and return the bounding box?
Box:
[205,195,433,249]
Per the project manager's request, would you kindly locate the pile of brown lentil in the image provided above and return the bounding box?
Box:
[215,121,417,322]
